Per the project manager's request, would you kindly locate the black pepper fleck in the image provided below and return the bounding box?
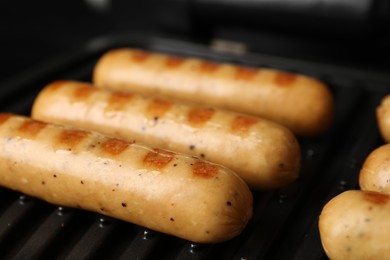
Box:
[41,181,45,185]
[200,153,205,158]
[226,201,232,206]
[170,218,174,221]
[53,174,57,178]
[122,203,127,207]
[80,180,84,184]
[173,164,177,167]
[189,145,195,150]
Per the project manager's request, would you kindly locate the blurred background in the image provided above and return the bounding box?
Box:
[1,0,390,81]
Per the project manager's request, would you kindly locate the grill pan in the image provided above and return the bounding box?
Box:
[0,34,389,259]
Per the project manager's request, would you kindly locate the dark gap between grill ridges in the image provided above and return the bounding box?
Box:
[11,207,76,260]
[0,189,19,215]
[0,197,54,259]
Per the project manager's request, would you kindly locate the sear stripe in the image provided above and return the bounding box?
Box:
[0,113,12,125]
[144,148,175,169]
[58,129,89,149]
[165,57,185,68]
[106,92,134,111]
[100,138,134,156]
[199,61,219,73]
[146,99,173,119]
[17,119,47,138]
[231,116,257,134]
[193,161,219,178]
[131,50,151,63]
[187,107,215,126]
[274,72,297,86]
[234,67,258,81]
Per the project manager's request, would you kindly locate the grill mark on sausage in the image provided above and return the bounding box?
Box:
[165,57,184,68]
[231,115,257,134]
[48,80,67,91]
[101,138,134,155]
[363,192,390,205]
[199,61,219,73]
[234,67,258,80]
[58,129,89,148]
[146,99,173,118]
[193,161,219,178]
[131,50,151,63]
[144,148,175,169]
[274,72,297,86]
[0,113,12,125]
[187,107,215,126]
[106,91,134,111]
[17,119,47,138]
[73,84,96,100]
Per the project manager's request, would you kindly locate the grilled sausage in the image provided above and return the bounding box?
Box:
[319,190,390,260]
[0,113,253,243]
[92,48,334,137]
[377,95,390,142]
[359,144,390,194]
[32,80,301,190]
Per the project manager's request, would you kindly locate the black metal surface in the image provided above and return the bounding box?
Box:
[0,34,389,259]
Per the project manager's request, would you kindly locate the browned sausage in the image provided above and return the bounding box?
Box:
[0,113,253,243]
[32,80,301,190]
[93,48,334,136]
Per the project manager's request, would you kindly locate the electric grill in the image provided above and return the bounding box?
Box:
[1,1,390,259]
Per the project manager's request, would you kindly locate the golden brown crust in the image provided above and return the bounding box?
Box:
[92,48,334,136]
[0,113,253,243]
[319,190,390,260]
[32,80,301,189]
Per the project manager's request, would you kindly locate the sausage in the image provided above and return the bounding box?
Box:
[319,190,390,260]
[31,80,301,190]
[376,95,390,142]
[0,113,253,243]
[92,48,334,137]
[359,143,390,194]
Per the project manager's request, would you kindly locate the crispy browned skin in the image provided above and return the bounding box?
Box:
[377,95,390,142]
[32,80,301,190]
[0,113,253,243]
[359,144,390,194]
[92,48,334,136]
[319,190,390,259]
